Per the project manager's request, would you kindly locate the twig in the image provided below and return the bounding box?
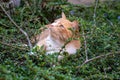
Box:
[0,41,29,51]
[0,22,10,28]
[91,0,99,35]
[58,38,71,54]
[93,0,98,27]
[76,51,120,68]
[0,3,33,52]
[106,18,114,26]
[82,29,88,61]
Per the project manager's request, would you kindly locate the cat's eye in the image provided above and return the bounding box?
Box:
[60,25,64,28]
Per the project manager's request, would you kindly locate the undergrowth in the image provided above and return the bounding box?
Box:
[0,0,120,80]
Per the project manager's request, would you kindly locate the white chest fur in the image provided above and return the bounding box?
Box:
[45,35,62,55]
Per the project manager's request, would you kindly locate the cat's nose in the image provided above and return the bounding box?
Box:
[46,24,54,28]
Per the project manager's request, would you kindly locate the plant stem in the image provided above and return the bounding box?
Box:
[0,3,33,52]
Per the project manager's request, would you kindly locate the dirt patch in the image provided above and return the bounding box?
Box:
[68,0,107,6]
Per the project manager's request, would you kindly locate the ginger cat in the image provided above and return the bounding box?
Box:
[32,12,81,59]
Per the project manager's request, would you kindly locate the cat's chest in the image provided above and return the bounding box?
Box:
[45,36,62,54]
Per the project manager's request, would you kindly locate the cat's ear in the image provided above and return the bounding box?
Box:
[71,20,79,30]
[62,12,66,19]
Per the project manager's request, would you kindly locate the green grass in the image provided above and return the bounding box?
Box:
[0,0,120,80]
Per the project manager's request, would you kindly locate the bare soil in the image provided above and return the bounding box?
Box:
[68,0,107,6]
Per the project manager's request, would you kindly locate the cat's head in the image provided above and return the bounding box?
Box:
[46,12,79,42]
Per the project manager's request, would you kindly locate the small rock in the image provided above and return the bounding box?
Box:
[117,16,120,20]
[70,10,75,15]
